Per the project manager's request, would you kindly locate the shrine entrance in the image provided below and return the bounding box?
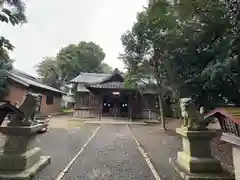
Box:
[102,91,129,118]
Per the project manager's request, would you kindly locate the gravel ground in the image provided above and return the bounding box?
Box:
[32,124,100,180]
[211,137,234,173]
[48,115,83,129]
[129,125,182,180]
[0,115,234,180]
[129,120,235,179]
[62,125,156,180]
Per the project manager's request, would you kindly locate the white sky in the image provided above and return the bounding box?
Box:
[1,0,147,76]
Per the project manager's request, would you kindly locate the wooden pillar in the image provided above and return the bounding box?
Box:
[136,92,139,119]
[88,92,92,118]
[98,93,102,121]
[128,93,132,121]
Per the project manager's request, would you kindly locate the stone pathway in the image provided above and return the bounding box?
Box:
[32,124,100,180]
[3,116,231,180]
[130,125,182,180]
[28,117,183,180]
[61,125,156,180]
[84,120,146,125]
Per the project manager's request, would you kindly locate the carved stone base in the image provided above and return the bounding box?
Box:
[177,151,222,173]
[171,128,234,180]
[0,124,51,179]
[170,159,235,180]
[0,156,51,180]
[0,147,41,171]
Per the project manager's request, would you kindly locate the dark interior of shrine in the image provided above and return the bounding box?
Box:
[102,91,129,117]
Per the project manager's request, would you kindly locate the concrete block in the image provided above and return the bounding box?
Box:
[170,159,235,180]
[0,156,51,180]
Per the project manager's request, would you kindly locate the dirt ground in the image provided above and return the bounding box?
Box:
[48,115,84,129]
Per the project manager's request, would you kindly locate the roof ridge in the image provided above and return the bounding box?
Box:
[8,69,62,94]
[11,69,36,77]
[71,70,124,84]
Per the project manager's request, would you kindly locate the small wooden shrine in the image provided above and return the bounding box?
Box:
[71,69,159,120]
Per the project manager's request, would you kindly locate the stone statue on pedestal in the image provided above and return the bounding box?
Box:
[170,97,234,180]
[179,97,207,130]
[0,93,51,180]
[8,93,41,126]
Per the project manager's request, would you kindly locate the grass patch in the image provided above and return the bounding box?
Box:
[62,109,74,113]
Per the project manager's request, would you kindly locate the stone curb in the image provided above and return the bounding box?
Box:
[84,121,146,125]
[49,112,73,117]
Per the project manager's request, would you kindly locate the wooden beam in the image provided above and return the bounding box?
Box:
[98,93,102,121]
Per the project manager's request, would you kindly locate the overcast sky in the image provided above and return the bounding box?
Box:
[1,0,147,76]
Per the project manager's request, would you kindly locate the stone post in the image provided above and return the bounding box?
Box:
[170,128,234,180]
[0,123,51,180]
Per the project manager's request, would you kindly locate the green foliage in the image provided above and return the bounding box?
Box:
[122,0,240,114]
[100,62,112,73]
[169,0,232,106]
[36,41,112,89]
[0,0,26,53]
[56,42,106,81]
[120,1,178,128]
[0,0,26,99]
[35,57,62,89]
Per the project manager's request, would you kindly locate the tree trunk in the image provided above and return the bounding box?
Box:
[158,93,166,130]
[152,51,166,130]
[174,88,181,119]
[156,79,166,130]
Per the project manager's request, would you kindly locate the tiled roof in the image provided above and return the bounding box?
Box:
[71,69,124,84]
[7,69,63,94]
[71,73,112,84]
[86,82,130,90]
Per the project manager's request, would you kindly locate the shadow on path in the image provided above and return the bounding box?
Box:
[32,124,99,180]
[130,125,182,180]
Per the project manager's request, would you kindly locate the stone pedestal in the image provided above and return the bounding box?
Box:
[0,124,51,180]
[170,128,234,180]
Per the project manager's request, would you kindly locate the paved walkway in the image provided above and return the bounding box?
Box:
[15,116,233,180]
[29,116,182,180]
[61,125,156,180]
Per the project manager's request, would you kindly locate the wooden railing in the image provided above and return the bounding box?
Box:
[205,108,240,137]
[219,115,240,137]
[204,107,240,175]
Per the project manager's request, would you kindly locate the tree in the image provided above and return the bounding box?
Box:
[122,0,240,124]
[169,0,235,107]
[100,62,112,73]
[35,57,62,89]
[56,41,106,82]
[1,0,26,59]
[121,1,178,129]
[0,50,13,99]
[36,41,112,88]
[146,0,237,108]
[0,0,26,99]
